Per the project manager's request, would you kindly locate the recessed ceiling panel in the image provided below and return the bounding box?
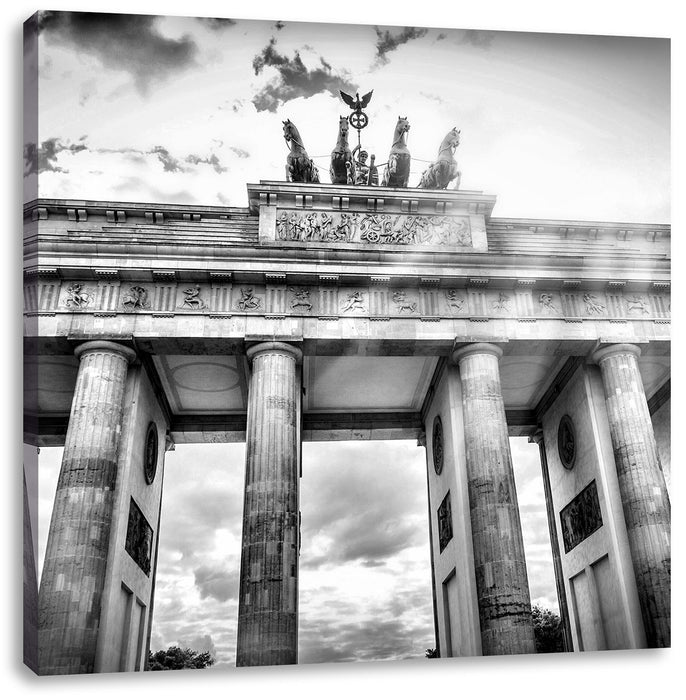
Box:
[24,355,78,414]
[305,356,436,412]
[638,356,670,398]
[499,355,565,410]
[153,355,247,414]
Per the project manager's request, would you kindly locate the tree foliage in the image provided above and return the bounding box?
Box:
[532,605,564,653]
[147,645,215,671]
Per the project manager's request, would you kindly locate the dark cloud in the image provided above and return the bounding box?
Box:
[185,153,228,173]
[374,26,429,66]
[251,38,357,112]
[194,564,239,603]
[300,616,433,664]
[25,136,231,181]
[151,146,187,173]
[36,11,198,94]
[300,443,427,569]
[196,17,236,30]
[23,138,88,176]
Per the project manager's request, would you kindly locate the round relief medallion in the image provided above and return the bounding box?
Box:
[144,422,158,484]
[432,416,444,475]
[557,415,576,470]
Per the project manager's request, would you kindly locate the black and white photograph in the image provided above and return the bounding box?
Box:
[14,0,677,697]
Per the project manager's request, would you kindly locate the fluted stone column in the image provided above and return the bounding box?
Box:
[236,342,302,666]
[38,340,136,675]
[592,344,671,647]
[452,343,536,655]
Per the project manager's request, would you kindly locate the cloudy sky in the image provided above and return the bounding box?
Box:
[24,10,669,222]
[23,2,671,673]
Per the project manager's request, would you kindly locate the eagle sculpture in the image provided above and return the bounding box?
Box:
[340,90,374,112]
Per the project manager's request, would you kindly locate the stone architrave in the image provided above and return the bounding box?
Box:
[592,343,671,647]
[236,342,302,666]
[38,340,136,675]
[452,343,536,655]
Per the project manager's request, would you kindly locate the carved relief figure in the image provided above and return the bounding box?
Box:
[180,285,206,310]
[283,119,320,183]
[341,290,366,313]
[427,216,469,246]
[276,212,289,239]
[392,290,417,313]
[275,211,356,243]
[290,287,312,311]
[237,287,261,311]
[493,292,511,311]
[381,116,411,188]
[64,282,91,308]
[539,293,559,313]
[122,285,149,310]
[437,492,453,552]
[445,289,465,312]
[417,127,461,190]
[330,116,353,185]
[583,293,606,315]
[560,481,603,553]
[275,210,470,247]
[625,295,650,314]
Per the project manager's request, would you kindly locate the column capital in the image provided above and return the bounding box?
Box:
[451,342,503,365]
[246,341,303,365]
[74,340,136,364]
[591,343,642,365]
[529,428,544,446]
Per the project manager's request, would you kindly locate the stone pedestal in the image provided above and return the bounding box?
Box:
[38,340,136,675]
[452,343,536,655]
[592,344,671,647]
[236,342,302,666]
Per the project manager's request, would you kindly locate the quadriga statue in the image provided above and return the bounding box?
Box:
[330,116,353,185]
[417,127,461,190]
[283,119,320,183]
[381,116,411,188]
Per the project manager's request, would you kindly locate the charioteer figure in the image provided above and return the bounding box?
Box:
[351,146,378,186]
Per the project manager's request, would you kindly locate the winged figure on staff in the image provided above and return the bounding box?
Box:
[339,89,374,113]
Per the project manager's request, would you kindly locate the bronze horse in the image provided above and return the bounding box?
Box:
[381,116,411,188]
[418,127,461,190]
[283,119,320,183]
[330,116,353,185]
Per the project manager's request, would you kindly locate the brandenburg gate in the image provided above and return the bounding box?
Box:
[24,177,671,672]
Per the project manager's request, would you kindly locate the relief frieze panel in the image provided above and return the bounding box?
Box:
[63,282,95,309]
[276,210,472,247]
[44,279,670,323]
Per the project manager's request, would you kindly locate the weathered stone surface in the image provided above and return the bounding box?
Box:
[592,343,671,647]
[38,340,135,675]
[236,342,302,666]
[452,343,536,655]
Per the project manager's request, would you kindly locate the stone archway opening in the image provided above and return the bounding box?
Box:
[298,440,433,664]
